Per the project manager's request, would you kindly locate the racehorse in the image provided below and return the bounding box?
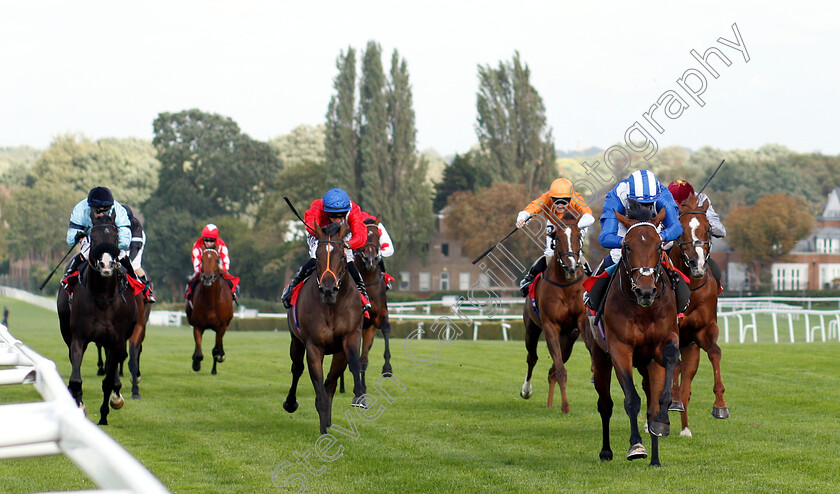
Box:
[57,211,137,425]
[283,221,367,434]
[667,193,729,436]
[186,248,234,375]
[520,211,588,412]
[354,219,393,381]
[96,293,150,399]
[583,200,680,467]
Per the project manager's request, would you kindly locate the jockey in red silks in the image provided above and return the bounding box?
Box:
[185,223,240,301]
[359,211,395,290]
[281,188,371,310]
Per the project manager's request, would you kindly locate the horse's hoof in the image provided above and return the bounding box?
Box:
[215,354,225,363]
[649,421,670,437]
[192,357,202,372]
[351,396,367,409]
[669,401,685,412]
[135,376,142,383]
[109,392,124,410]
[283,400,299,413]
[132,394,141,400]
[649,460,662,468]
[680,427,692,437]
[381,364,392,376]
[520,382,533,399]
[599,450,613,461]
[712,407,730,419]
[98,418,108,426]
[211,368,217,375]
[627,443,647,460]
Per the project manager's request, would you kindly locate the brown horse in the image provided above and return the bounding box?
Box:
[354,219,393,380]
[57,211,136,425]
[520,212,588,412]
[583,201,680,467]
[186,249,234,375]
[283,221,366,434]
[668,193,728,436]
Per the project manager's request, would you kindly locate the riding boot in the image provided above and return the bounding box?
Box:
[347,261,372,312]
[378,258,391,290]
[61,253,85,292]
[519,256,547,297]
[139,274,157,303]
[669,269,691,314]
[583,259,609,311]
[709,257,723,293]
[282,258,317,309]
[185,274,199,301]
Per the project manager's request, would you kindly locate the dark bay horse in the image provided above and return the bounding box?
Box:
[96,294,150,399]
[668,193,728,436]
[57,212,137,425]
[186,249,234,375]
[354,219,393,380]
[283,221,366,434]
[583,202,680,467]
[521,212,588,412]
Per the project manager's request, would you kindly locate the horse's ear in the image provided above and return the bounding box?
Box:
[615,209,632,228]
[338,221,349,240]
[698,195,709,213]
[110,210,116,221]
[313,222,324,238]
[375,217,381,226]
[653,206,666,226]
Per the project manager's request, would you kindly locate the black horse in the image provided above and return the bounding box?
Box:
[57,211,138,425]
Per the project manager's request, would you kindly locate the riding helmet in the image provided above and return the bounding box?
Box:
[322,188,351,213]
[201,224,220,239]
[667,179,695,205]
[626,170,661,204]
[87,186,114,208]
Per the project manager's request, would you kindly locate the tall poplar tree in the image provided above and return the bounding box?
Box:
[476,52,556,195]
[357,41,389,211]
[325,48,358,196]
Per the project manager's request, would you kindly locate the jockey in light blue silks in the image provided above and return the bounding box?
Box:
[61,186,150,299]
[584,169,688,314]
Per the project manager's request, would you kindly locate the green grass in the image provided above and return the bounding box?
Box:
[2,296,840,493]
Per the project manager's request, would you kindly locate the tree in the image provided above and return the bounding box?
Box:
[726,193,814,290]
[268,124,326,169]
[433,152,492,212]
[325,48,358,196]
[475,52,556,195]
[357,41,389,212]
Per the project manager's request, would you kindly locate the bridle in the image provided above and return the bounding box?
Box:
[358,225,381,266]
[677,210,712,267]
[318,234,347,289]
[88,223,119,275]
[549,222,584,274]
[620,221,664,294]
[200,250,220,285]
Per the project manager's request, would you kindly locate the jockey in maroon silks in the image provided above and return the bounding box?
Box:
[281,188,371,310]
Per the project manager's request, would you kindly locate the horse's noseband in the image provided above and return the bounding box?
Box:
[622,222,663,295]
[550,226,583,273]
[318,237,346,290]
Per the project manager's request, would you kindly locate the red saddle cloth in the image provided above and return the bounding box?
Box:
[61,270,144,298]
[125,275,145,297]
[383,272,396,285]
[527,273,542,300]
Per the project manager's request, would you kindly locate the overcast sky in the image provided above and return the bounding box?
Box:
[1,1,838,158]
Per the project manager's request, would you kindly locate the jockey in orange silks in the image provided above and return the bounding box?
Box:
[516,178,595,296]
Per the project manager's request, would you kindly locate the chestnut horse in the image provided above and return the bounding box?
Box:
[354,219,393,381]
[186,249,234,375]
[283,221,366,434]
[57,211,137,425]
[583,201,680,467]
[668,193,728,436]
[520,211,588,412]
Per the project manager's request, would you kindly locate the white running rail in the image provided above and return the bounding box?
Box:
[0,324,170,494]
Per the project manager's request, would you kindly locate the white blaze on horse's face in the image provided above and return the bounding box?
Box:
[689,217,706,271]
[325,244,333,253]
[97,252,116,277]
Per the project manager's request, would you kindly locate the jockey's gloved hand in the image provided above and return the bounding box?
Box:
[516,211,531,228]
[577,213,595,229]
[343,241,351,250]
[74,231,86,243]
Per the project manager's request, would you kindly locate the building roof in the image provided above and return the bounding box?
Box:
[821,187,840,217]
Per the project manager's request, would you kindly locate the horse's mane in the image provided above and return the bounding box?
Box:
[625,199,656,221]
[562,211,577,222]
[323,222,343,236]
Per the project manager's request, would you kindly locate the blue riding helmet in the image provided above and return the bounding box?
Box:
[87,186,114,208]
[626,169,661,204]
[322,188,351,213]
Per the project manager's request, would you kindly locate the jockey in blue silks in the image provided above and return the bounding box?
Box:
[584,170,687,313]
[61,186,145,295]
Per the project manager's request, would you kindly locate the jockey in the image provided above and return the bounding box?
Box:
[516,178,595,297]
[667,178,726,288]
[121,205,155,303]
[281,188,371,311]
[185,224,240,301]
[585,169,687,312]
[360,211,395,290]
[62,186,135,292]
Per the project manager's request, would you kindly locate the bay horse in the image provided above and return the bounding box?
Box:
[668,193,728,436]
[354,219,393,381]
[57,211,137,425]
[283,221,367,434]
[583,201,680,467]
[186,248,234,375]
[520,211,587,412]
